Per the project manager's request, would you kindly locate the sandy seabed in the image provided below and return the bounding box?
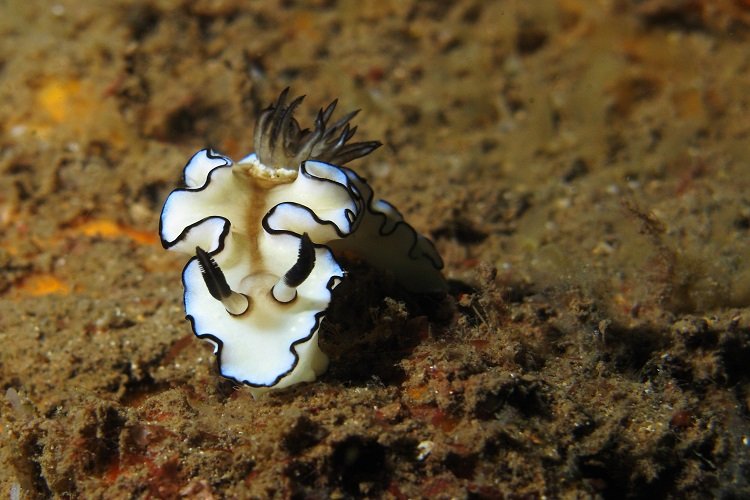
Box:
[1,1,750,498]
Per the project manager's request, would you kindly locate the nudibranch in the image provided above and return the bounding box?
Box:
[159,89,446,397]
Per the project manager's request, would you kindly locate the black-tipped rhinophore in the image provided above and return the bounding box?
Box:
[196,246,232,300]
[254,88,382,168]
[283,233,316,288]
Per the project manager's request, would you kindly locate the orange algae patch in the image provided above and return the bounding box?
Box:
[9,77,127,146]
[406,385,429,402]
[22,79,95,140]
[17,273,70,296]
[38,79,84,124]
[73,218,159,246]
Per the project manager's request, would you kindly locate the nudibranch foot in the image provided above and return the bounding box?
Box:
[159,89,446,397]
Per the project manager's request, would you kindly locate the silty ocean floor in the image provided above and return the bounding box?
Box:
[1,1,750,498]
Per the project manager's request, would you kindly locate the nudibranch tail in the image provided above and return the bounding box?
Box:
[272,232,316,303]
[195,246,250,316]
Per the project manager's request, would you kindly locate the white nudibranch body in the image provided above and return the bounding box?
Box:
[159,89,446,398]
